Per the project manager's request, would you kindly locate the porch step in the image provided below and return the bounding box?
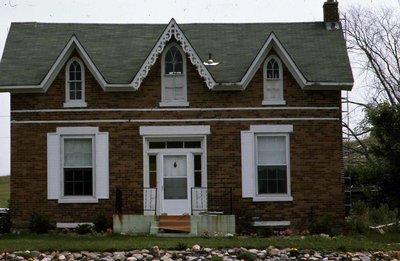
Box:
[158,215,191,233]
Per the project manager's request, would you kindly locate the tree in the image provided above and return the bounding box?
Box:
[344,5,400,209]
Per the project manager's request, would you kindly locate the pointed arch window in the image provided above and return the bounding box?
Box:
[263,55,285,105]
[64,57,87,108]
[160,43,188,107]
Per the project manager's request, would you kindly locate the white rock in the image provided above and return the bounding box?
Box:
[191,245,201,252]
[132,254,143,260]
[127,258,137,261]
[58,255,66,261]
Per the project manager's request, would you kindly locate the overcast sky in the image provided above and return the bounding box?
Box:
[0,0,399,176]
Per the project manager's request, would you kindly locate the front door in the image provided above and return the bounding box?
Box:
[161,154,190,214]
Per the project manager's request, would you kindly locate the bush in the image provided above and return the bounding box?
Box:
[75,224,93,235]
[29,212,51,234]
[256,226,273,237]
[347,201,399,234]
[211,256,223,261]
[93,213,111,233]
[235,211,256,235]
[307,208,335,235]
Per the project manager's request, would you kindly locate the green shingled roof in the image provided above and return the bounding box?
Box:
[0,21,353,87]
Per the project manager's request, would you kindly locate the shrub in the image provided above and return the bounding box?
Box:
[237,252,256,261]
[75,223,93,235]
[235,211,256,235]
[347,201,399,234]
[93,213,111,233]
[256,226,273,237]
[307,207,335,235]
[29,212,51,234]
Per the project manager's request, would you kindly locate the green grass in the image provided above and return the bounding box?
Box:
[0,175,10,208]
[1,234,400,252]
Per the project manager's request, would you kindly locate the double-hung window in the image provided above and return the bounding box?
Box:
[263,55,285,105]
[47,127,109,203]
[62,137,94,197]
[241,125,292,202]
[256,135,289,195]
[64,57,87,108]
[160,43,188,107]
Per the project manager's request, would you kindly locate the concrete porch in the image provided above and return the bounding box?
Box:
[113,214,235,236]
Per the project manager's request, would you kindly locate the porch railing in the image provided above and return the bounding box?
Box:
[115,186,232,215]
[191,187,233,215]
[115,187,157,214]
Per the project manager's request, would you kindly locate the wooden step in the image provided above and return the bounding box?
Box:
[158,215,191,233]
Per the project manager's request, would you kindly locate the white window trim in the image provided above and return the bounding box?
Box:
[139,125,210,136]
[263,55,285,106]
[48,126,109,204]
[160,43,188,107]
[241,124,293,202]
[64,57,87,108]
[141,125,209,215]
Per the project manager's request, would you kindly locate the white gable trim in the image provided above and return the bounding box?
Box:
[131,18,216,90]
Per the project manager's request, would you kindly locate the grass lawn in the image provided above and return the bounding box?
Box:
[0,175,10,208]
[1,233,400,252]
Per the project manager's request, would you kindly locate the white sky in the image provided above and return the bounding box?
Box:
[0,0,399,176]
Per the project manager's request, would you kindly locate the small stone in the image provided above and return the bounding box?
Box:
[351,258,361,261]
[203,248,212,254]
[248,249,258,254]
[127,257,137,261]
[271,248,281,256]
[102,253,112,257]
[145,255,153,261]
[151,247,160,257]
[73,253,82,260]
[132,254,143,260]
[41,258,51,261]
[58,255,66,261]
[191,245,201,252]
[280,254,290,261]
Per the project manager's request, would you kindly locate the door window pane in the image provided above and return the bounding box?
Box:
[164,178,187,199]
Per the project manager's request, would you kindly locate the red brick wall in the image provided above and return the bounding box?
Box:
[10,50,344,230]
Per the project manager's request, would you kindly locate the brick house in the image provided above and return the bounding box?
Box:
[0,0,353,233]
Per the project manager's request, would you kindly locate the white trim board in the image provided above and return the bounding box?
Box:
[140,125,211,136]
[253,221,290,227]
[56,222,94,228]
[11,106,340,113]
[12,117,340,124]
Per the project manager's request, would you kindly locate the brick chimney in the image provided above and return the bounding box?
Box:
[323,0,339,23]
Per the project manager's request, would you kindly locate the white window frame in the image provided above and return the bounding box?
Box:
[262,55,286,106]
[47,127,109,204]
[241,124,293,202]
[64,57,87,108]
[61,135,95,199]
[160,43,189,107]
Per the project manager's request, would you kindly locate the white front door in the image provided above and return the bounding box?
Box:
[161,154,191,214]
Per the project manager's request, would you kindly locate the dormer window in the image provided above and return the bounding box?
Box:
[160,43,188,107]
[64,57,87,108]
[263,55,285,105]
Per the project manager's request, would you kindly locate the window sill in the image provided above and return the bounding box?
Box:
[252,195,293,202]
[58,197,98,204]
[262,100,286,106]
[63,101,88,108]
[159,101,190,107]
